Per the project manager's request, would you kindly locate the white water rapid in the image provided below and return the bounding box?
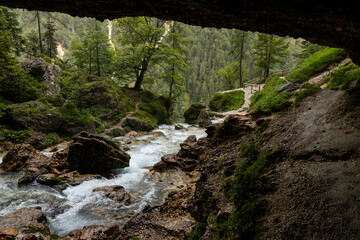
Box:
[0,124,206,235]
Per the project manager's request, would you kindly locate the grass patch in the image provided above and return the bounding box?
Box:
[324,60,360,90]
[286,48,346,83]
[209,90,245,112]
[250,76,291,113]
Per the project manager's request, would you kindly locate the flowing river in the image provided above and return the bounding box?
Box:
[0,124,206,235]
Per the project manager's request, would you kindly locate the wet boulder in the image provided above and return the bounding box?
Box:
[177,135,203,159]
[67,132,130,175]
[64,225,121,240]
[1,144,50,173]
[0,227,18,240]
[24,131,47,150]
[0,207,48,239]
[5,101,62,133]
[183,103,206,124]
[175,124,184,130]
[93,185,132,207]
[152,154,198,172]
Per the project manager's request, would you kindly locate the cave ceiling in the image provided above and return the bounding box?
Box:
[2,0,360,64]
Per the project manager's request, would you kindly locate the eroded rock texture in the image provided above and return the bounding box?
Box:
[1,1,360,64]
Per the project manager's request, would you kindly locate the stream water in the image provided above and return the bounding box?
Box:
[0,124,206,235]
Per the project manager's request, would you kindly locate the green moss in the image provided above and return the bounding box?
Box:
[57,102,95,128]
[187,222,206,240]
[212,143,270,239]
[292,84,321,106]
[183,103,206,124]
[133,110,158,129]
[324,60,360,90]
[286,48,346,83]
[250,76,291,114]
[209,90,245,112]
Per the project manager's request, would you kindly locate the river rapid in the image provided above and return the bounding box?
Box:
[0,124,206,235]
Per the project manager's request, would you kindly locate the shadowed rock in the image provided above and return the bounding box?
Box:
[67,132,130,175]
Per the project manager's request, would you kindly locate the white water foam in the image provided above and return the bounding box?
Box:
[0,124,207,235]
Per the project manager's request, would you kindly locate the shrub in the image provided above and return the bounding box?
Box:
[57,102,94,127]
[286,48,347,83]
[324,60,360,90]
[45,133,62,147]
[209,90,245,112]
[0,129,31,143]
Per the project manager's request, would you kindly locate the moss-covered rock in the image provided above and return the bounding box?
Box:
[122,116,154,132]
[183,103,206,124]
[5,101,62,133]
[209,90,245,112]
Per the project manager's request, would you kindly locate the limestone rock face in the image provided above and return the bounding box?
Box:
[67,132,130,175]
[19,58,61,97]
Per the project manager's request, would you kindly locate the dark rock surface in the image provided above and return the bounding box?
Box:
[183,103,206,124]
[5,101,62,134]
[19,58,61,97]
[67,132,130,175]
[277,82,301,93]
[121,117,154,132]
[2,1,360,65]
[197,109,212,128]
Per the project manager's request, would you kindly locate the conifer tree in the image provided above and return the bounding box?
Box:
[253,33,289,79]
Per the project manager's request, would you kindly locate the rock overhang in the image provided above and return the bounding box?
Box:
[2,0,360,64]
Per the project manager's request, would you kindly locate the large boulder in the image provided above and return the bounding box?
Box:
[5,101,62,133]
[183,103,206,124]
[0,144,51,184]
[0,144,50,173]
[277,82,301,93]
[19,58,61,97]
[67,132,130,175]
[0,207,48,239]
[122,117,154,132]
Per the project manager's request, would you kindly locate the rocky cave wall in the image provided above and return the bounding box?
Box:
[2,0,360,64]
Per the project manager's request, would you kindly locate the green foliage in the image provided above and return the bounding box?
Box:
[324,60,360,90]
[344,80,360,110]
[253,33,289,79]
[211,143,269,239]
[44,13,57,59]
[0,129,31,143]
[216,62,241,90]
[209,90,245,112]
[286,48,346,82]
[250,76,291,113]
[57,102,94,128]
[187,222,206,240]
[45,133,62,147]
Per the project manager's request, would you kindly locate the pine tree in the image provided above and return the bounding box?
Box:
[230,30,248,87]
[44,13,57,59]
[253,33,289,79]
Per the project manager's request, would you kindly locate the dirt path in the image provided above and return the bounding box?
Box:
[219,84,264,116]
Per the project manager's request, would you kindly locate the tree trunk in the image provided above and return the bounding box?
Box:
[89,49,92,75]
[96,43,100,77]
[36,12,43,54]
[239,32,245,88]
[133,60,148,90]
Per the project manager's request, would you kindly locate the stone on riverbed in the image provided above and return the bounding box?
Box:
[67,132,130,175]
[93,185,132,207]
